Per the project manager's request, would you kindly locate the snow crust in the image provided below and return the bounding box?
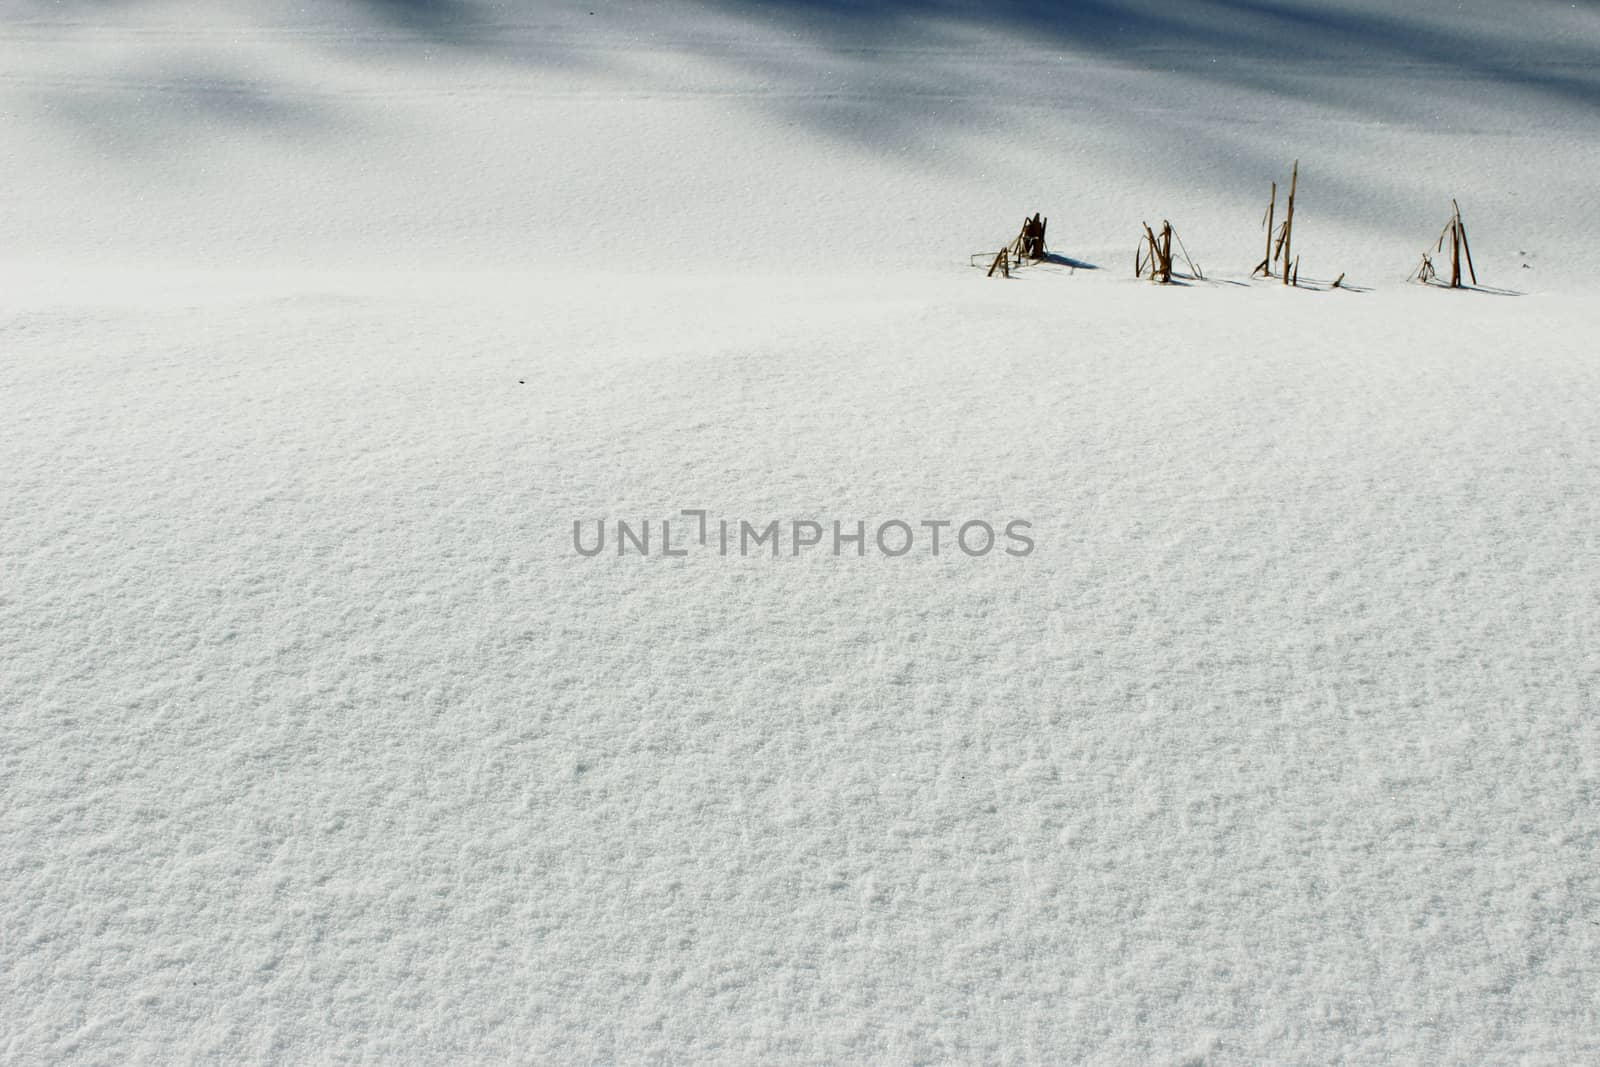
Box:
[4,2,1599,1062]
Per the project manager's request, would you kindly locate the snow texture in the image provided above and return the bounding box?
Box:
[3,2,1599,1063]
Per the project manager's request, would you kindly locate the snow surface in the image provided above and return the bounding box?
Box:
[4,2,1600,1063]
